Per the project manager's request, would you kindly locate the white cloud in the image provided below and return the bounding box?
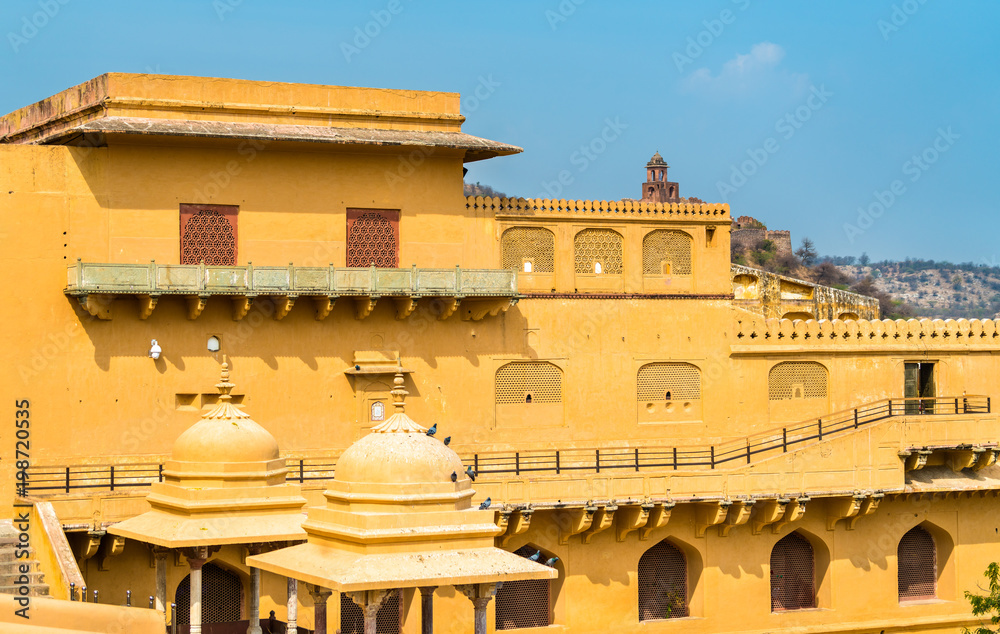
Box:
[683,42,809,99]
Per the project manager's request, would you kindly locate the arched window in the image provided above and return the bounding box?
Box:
[347,208,400,268]
[638,540,688,620]
[495,545,552,629]
[642,230,692,275]
[768,362,828,401]
[898,526,936,602]
[180,206,238,266]
[637,363,701,402]
[340,590,401,634]
[574,229,623,275]
[770,533,815,611]
[175,563,242,625]
[495,362,562,405]
[501,227,555,274]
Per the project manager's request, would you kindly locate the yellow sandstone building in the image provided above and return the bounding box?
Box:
[0,73,998,633]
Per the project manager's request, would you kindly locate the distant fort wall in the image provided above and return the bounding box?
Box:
[731,216,792,257]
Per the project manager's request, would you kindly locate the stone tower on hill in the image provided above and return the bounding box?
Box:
[731,215,793,257]
[640,152,680,203]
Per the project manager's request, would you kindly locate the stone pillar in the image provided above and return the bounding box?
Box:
[456,583,502,634]
[286,578,298,634]
[247,567,262,634]
[308,585,332,634]
[152,547,168,618]
[419,587,436,634]
[347,589,390,634]
[185,548,210,634]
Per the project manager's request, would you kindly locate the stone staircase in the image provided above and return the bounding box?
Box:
[0,521,49,597]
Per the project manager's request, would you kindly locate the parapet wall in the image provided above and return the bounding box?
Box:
[468,196,731,222]
[732,264,879,320]
[734,314,1000,348]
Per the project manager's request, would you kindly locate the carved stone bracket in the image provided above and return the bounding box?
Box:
[616,505,651,542]
[498,509,533,547]
[98,535,126,571]
[973,449,999,471]
[945,449,978,472]
[695,500,732,538]
[461,298,513,321]
[394,296,419,320]
[719,499,755,537]
[435,297,461,321]
[186,295,209,320]
[271,295,296,320]
[847,493,884,530]
[558,507,597,545]
[77,294,113,320]
[751,498,790,535]
[581,504,617,544]
[137,294,158,320]
[639,502,674,541]
[354,297,378,320]
[455,582,502,604]
[232,296,254,321]
[75,530,105,561]
[826,494,866,531]
[771,497,809,534]
[900,448,934,471]
[346,588,390,618]
[312,295,337,320]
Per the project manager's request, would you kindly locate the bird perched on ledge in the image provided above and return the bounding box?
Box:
[465,466,476,481]
[479,497,491,510]
[545,556,559,567]
[450,471,457,482]
[528,550,542,562]
[426,423,437,437]
[443,436,451,446]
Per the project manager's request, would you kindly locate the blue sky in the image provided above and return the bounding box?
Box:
[2,1,997,263]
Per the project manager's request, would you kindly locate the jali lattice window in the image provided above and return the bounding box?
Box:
[495,545,551,629]
[770,532,815,611]
[495,362,562,404]
[768,362,828,401]
[347,208,400,268]
[898,526,936,602]
[501,227,555,273]
[175,563,242,625]
[643,230,692,275]
[637,363,701,401]
[638,540,688,620]
[180,204,238,266]
[574,229,623,274]
[340,590,401,634]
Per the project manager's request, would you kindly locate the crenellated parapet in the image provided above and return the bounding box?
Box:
[735,314,1000,348]
[467,196,730,222]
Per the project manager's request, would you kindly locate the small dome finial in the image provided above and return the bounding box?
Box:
[390,371,407,414]
[216,356,235,402]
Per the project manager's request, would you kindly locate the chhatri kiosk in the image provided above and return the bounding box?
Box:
[249,373,557,634]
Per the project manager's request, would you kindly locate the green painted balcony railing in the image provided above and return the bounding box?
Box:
[65,260,519,297]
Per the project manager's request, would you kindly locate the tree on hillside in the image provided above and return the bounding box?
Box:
[795,238,818,267]
[964,563,1000,633]
[859,252,871,266]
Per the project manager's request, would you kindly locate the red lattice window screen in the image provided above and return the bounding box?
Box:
[898,526,936,602]
[638,540,688,620]
[495,546,551,630]
[347,208,400,268]
[771,533,815,611]
[340,590,401,634]
[180,204,238,265]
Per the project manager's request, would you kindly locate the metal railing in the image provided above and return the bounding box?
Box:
[20,396,989,494]
[65,260,518,297]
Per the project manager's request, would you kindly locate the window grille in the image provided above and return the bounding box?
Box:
[643,230,692,275]
[637,363,701,401]
[175,563,242,625]
[180,206,238,266]
[495,546,551,630]
[347,208,400,268]
[502,227,555,273]
[637,540,688,620]
[898,526,936,602]
[574,229,623,274]
[495,362,562,404]
[340,590,401,634]
[770,533,815,611]
[768,362,828,401]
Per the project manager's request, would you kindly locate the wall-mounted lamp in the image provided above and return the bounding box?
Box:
[207,336,221,352]
[148,339,161,359]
